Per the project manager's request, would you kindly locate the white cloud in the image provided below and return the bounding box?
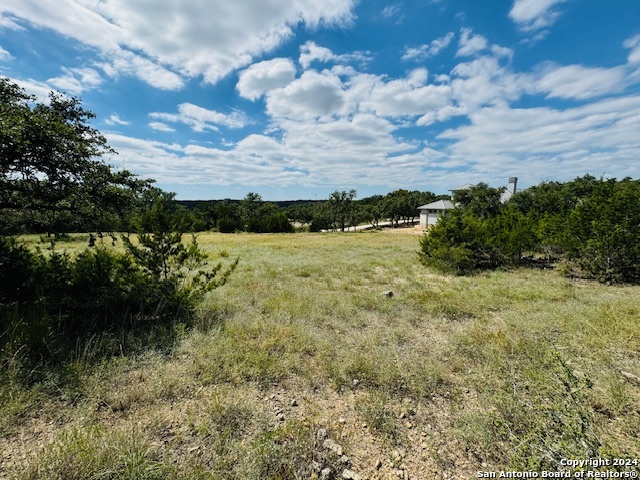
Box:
[509,0,567,32]
[150,103,247,132]
[298,41,371,70]
[237,58,296,100]
[0,14,25,30]
[0,0,356,88]
[266,70,346,120]
[456,28,488,57]
[451,56,530,109]
[47,67,103,95]
[437,96,640,184]
[149,122,176,132]
[359,68,452,117]
[0,45,10,60]
[535,64,627,100]
[105,114,129,126]
[382,4,403,22]
[97,50,184,90]
[624,34,640,64]
[402,32,455,62]
[10,77,57,101]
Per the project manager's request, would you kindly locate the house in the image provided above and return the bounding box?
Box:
[417,199,455,228]
[417,177,518,229]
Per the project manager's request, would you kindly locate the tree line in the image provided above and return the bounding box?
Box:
[420,175,640,284]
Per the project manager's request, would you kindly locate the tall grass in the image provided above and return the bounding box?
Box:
[3,230,639,478]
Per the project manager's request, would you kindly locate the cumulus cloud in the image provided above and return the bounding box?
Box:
[298,41,371,69]
[47,67,103,95]
[509,0,567,32]
[0,0,356,88]
[266,70,346,120]
[359,69,452,117]
[237,58,296,100]
[150,103,247,131]
[456,28,488,57]
[96,50,184,90]
[438,96,640,183]
[402,32,455,62]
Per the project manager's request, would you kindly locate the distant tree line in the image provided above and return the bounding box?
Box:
[167,189,447,234]
[420,175,640,284]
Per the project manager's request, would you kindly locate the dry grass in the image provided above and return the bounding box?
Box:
[2,230,639,479]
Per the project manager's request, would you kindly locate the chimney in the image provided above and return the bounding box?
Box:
[508,177,518,195]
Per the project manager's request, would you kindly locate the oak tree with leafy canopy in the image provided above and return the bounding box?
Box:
[0,78,150,233]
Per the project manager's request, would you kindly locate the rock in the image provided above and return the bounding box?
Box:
[312,461,323,472]
[317,428,328,440]
[342,469,363,480]
[352,379,360,387]
[382,290,394,298]
[323,439,343,456]
[375,459,383,469]
[399,412,407,419]
[395,468,405,478]
[340,455,351,465]
[338,416,346,424]
[621,370,640,384]
[405,421,413,429]
[321,467,332,478]
[276,412,285,422]
[291,399,299,407]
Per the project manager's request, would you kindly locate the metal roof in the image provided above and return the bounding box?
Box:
[417,199,455,210]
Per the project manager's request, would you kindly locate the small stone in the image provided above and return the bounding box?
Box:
[342,469,362,480]
[312,460,323,472]
[399,412,407,419]
[375,459,383,469]
[291,399,299,407]
[420,442,428,450]
[352,379,360,387]
[405,421,412,429]
[323,438,343,456]
[316,428,328,440]
[395,469,405,478]
[338,416,346,424]
[382,290,394,298]
[276,412,285,421]
[361,422,368,428]
[321,467,332,478]
[340,455,351,465]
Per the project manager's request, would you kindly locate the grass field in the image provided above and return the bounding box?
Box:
[2,230,639,479]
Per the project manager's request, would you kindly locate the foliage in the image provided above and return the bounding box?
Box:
[1,207,237,373]
[421,175,640,284]
[0,78,151,234]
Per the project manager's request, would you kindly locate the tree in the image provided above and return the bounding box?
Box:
[327,189,357,232]
[0,78,150,233]
[453,183,505,219]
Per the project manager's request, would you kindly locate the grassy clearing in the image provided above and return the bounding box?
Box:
[2,230,639,478]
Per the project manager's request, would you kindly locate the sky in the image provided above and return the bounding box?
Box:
[1,0,640,201]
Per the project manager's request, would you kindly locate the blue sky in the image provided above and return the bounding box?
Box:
[1,0,640,200]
